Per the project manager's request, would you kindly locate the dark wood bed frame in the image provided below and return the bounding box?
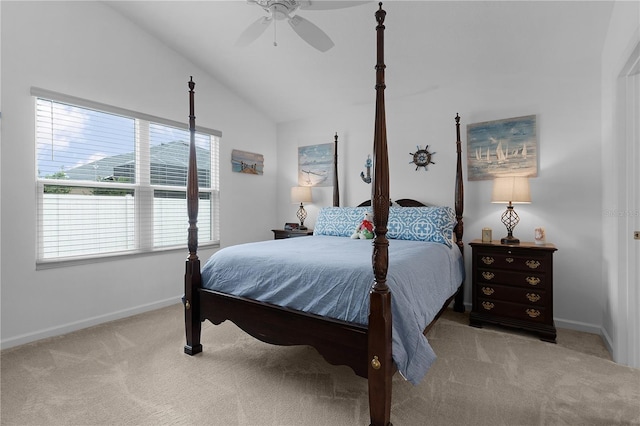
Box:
[183,4,464,425]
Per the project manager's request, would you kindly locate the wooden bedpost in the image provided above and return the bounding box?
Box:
[453,113,465,313]
[333,132,340,207]
[368,4,393,426]
[184,76,203,355]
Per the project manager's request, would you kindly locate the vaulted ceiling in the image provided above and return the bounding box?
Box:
[106,1,614,124]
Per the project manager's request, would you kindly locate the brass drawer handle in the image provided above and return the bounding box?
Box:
[506,257,514,263]
[482,256,495,265]
[526,260,541,269]
[526,276,541,286]
[482,272,495,280]
[526,309,541,318]
[526,293,541,303]
[482,301,495,311]
[482,287,495,296]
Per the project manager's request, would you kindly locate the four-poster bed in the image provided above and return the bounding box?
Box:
[183,4,465,425]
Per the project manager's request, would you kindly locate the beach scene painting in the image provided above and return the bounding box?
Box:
[298,143,334,187]
[467,115,538,181]
[231,149,264,175]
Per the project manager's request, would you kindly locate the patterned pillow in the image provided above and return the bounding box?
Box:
[387,206,456,247]
[314,207,371,237]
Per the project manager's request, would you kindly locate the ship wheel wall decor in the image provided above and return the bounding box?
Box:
[410,145,436,171]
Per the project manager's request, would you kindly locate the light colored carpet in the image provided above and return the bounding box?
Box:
[2,303,639,426]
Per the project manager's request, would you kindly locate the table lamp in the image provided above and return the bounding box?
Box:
[491,176,531,244]
[291,186,312,230]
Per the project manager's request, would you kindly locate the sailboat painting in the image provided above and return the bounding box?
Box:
[467,115,538,181]
[298,143,334,187]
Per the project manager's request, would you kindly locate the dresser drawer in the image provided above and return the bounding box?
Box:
[476,283,546,305]
[476,268,548,289]
[475,252,549,272]
[477,298,547,323]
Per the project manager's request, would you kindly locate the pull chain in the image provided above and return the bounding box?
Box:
[273,18,278,47]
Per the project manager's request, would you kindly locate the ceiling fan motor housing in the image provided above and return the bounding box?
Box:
[256,0,300,19]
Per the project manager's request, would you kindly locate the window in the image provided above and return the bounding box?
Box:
[33,88,220,265]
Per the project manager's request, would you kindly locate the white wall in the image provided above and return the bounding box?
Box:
[277,5,609,335]
[0,1,277,348]
[601,1,640,367]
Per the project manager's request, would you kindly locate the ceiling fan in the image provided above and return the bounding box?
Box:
[236,1,366,52]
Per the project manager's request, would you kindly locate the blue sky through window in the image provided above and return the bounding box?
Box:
[36,99,211,185]
[36,99,135,179]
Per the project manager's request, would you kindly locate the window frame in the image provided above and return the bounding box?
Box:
[32,87,221,269]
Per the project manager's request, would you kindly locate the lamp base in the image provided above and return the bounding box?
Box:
[296,203,308,231]
[500,235,520,245]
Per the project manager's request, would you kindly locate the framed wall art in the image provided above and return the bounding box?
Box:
[231,149,264,175]
[467,115,538,181]
[298,143,334,187]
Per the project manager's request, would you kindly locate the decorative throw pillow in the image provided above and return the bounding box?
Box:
[387,206,456,247]
[314,207,371,237]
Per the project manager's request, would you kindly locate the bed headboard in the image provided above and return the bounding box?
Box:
[357,199,426,207]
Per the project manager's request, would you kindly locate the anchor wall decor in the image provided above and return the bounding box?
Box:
[360,154,372,183]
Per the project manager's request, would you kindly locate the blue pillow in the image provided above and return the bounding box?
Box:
[387,206,456,247]
[314,207,371,237]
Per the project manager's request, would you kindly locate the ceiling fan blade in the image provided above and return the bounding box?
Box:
[288,15,334,52]
[235,16,272,47]
[298,1,370,10]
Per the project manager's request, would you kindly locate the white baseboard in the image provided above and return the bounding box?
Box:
[554,317,603,336]
[555,317,615,359]
[599,326,615,357]
[0,296,182,351]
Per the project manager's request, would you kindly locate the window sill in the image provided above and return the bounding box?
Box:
[35,242,220,270]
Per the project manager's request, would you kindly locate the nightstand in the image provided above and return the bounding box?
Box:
[271,229,314,240]
[469,239,558,343]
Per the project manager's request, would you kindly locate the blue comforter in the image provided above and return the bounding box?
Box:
[201,235,464,384]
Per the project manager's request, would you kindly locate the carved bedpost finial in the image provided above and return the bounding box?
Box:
[376,2,386,25]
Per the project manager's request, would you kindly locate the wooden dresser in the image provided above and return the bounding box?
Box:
[271,229,314,240]
[469,239,558,342]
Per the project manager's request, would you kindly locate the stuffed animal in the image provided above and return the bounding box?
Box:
[351,212,374,239]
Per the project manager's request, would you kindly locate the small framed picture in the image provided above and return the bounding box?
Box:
[535,227,546,245]
[482,228,492,243]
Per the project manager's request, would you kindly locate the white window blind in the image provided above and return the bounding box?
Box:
[34,88,220,265]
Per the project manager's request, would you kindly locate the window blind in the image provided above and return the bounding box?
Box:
[34,90,220,264]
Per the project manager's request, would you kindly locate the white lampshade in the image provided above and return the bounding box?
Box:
[491,177,531,204]
[291,186,312,204]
